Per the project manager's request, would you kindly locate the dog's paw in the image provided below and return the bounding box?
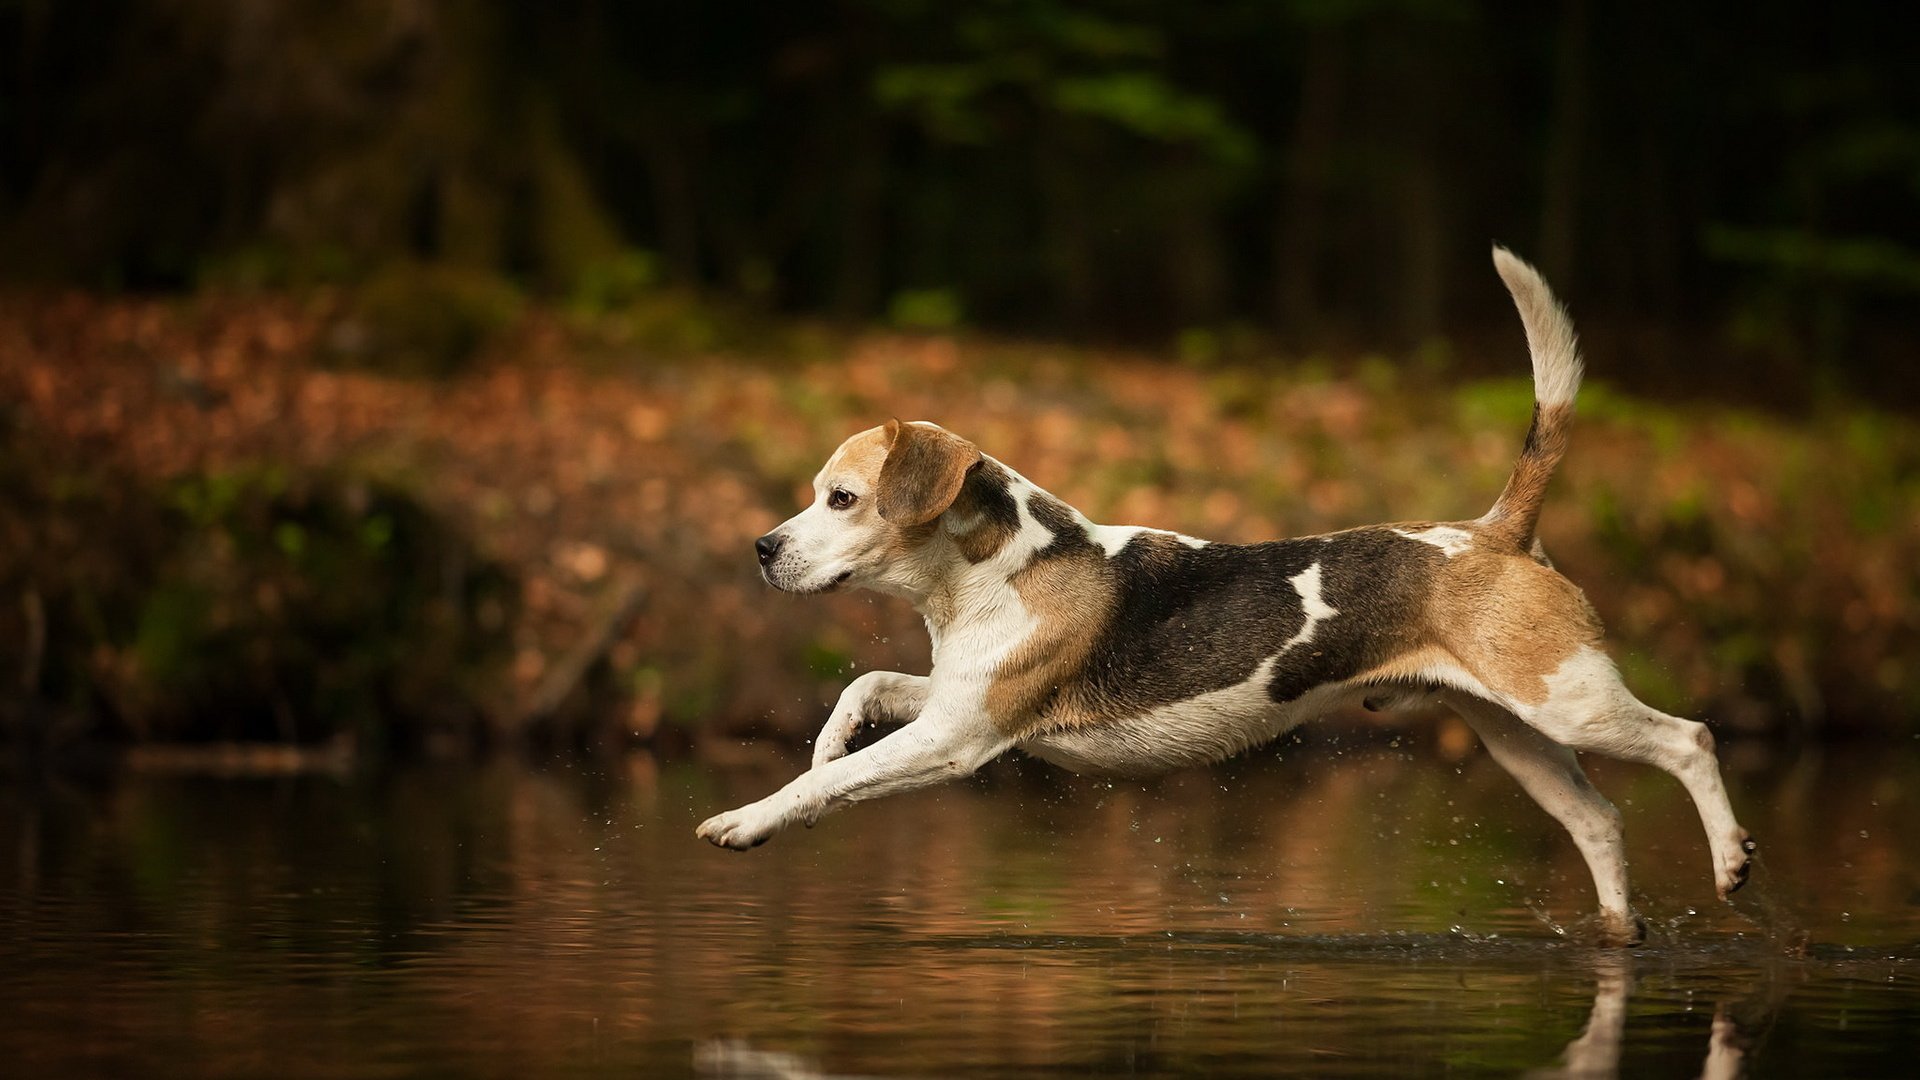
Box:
[1596,910,1648,948]
[1716,830,1756,899]
[810,714,858,771]
[695,805,781,850]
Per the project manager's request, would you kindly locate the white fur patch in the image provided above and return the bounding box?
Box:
[1393,525,1474,557]
[1492,246,1584,408]
[1282,564,1344,645]
[993,472,1069,567]
[1281,563,1337,650]
[1087,523,1210,557]
[1515,645,1630,740]
[940,508,986,536]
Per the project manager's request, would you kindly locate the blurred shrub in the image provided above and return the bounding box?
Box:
[1,420,514,747]
[888,288,964,331]
[567,250,662,317]
[322,263,524,377]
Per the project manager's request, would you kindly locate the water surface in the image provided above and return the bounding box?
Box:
[3,739,1916,1076]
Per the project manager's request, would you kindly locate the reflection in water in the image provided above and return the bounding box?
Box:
[1533,953,1632,1079]
[698,952,1756,1080]
[1703,1005,1745,1080]
[1,742,1917,1076]
[698,1039,878,1080]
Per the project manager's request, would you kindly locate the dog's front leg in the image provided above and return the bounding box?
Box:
[811,671,931,770]
[696,705,1011,850]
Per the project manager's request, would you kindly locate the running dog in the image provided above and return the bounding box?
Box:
[697,247,1753,944]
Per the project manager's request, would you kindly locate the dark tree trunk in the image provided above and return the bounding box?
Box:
[1037,124,1097,332]
[644,130,702,285]
[1273,25,1346,343]
[832,121,887,320]
[1539,0,1591,289]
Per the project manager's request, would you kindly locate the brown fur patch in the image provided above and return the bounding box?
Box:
[1423,545,1602,704]
[983,545,1119,735]
[1351,645,1467,689]
[1481,402,1573,549]
[820,425,893,491]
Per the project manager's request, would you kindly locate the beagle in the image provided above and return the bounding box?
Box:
[697,248,1752,944]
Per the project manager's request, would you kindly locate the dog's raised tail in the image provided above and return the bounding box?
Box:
[1478,246,1585,550]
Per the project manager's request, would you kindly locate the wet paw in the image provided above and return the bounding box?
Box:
[695,806,778,850]
[1717,831,1755,898]
[1597,910,1648,948]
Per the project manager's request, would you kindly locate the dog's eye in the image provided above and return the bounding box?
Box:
[827,488,858,510]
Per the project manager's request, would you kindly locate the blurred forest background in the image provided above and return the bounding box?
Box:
[2,0,1916,761]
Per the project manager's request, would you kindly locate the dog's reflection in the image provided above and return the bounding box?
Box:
[694,1039,867,1080]
[1531,953,1750,1079]
[696,951,1768,1080]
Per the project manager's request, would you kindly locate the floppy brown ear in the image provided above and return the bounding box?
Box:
[875,420,981,525]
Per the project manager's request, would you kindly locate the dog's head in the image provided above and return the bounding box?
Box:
[756,419,982,595]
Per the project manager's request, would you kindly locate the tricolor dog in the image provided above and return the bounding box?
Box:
[697,248,1753,944]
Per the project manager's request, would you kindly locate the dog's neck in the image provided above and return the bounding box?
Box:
[892,458,1086,653]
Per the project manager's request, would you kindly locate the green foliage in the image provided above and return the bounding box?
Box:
[3,1,1916,399]
[1050,74,1255,165]
[1707,228,1920,292]
[1453,378,1537,431]
[875,6,1253,166]
[197,243,358,291]
[802,639,854,680]
[888,287,965,330]
[0,416,514,745]
[323,264,524,377]
[568,251,662,317]
[124,469,517,741]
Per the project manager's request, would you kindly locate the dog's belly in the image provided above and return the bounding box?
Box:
[1018,677,1359,777]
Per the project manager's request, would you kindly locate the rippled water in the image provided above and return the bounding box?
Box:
[2,738,1917,1076]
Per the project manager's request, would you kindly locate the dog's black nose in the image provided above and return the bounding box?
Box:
[754,533,784,567]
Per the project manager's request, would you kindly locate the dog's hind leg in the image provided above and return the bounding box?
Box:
[697,706,1012,850]
[1519,647,1754,900]
[1447,692,1644,944]
[811,671,930,770]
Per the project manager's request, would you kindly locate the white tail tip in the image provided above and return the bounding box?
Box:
[1491,245,1584,408]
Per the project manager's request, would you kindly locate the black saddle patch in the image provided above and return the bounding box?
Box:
[1261,529,1437,703]
[1038,525,1440,717]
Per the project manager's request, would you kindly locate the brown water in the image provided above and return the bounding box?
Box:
[2,737,1917,1077]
